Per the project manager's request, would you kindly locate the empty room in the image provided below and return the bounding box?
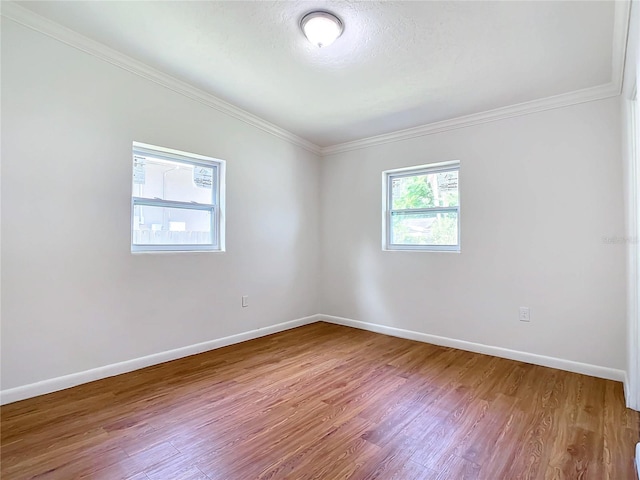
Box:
[2,0,640,479]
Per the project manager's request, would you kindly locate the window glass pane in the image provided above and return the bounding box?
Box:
[391,211,458,246]
[133,205,213,246]
[391,170,458,209]
[132,156,214,205]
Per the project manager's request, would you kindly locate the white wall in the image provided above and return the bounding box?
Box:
[1,19,321,391]
[320,97,626,370]
[621,0,640,410]
[1,13,630,400]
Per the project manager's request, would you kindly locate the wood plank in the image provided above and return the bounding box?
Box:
[1,322,638,479]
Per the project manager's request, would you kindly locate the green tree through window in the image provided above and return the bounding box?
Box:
[386,165,460,250]
[392,175,435,209]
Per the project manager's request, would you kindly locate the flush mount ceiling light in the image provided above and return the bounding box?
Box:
[300,11,343,48]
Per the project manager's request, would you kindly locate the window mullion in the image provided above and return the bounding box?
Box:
[390,206,459,215]
[131,142,225,253]
[133,197,214,211]
[383,161,460,251]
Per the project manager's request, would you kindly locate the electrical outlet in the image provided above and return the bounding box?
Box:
[242,295,249,308]
[519,307,530,322]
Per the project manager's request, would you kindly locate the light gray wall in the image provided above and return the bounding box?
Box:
[1,19,321,390]
[1,15,629,395]
[622,0,640,409]
[320,97,626,370]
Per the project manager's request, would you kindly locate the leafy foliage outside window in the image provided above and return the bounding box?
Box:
[387,166,459,250]
[392,175,435,209]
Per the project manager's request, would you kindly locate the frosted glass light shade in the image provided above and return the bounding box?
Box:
[301,11,343,48]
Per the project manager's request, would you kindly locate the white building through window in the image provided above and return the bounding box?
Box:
[383,161,460,252]
[131,142,225,252]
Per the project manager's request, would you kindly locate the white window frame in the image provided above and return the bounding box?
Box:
[383,160,460,252]
[131,141,226,253]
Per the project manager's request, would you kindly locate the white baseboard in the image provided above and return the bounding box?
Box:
[636,443,639,479]
[0,314,321,406]
[624,371,635,410]
[627,363,640,412]
[1,313,626,406]
[320,314,626,382]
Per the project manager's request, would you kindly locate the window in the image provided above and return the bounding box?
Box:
[383,161,460,252]
[131,142,225,252]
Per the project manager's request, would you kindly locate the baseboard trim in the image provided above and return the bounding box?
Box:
[0,314,321,405]
[320,314,625,382]
[1,313,625,406]
[624,370,635,410]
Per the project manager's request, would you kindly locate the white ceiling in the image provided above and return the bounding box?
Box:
[13,1,622,148]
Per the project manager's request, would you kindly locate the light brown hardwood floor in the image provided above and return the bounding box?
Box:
[1,322,638,479]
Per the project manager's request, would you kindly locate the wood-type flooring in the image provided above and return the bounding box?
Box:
[1,322,638,479]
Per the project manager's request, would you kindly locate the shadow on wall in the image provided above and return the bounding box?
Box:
[355,240,394,326]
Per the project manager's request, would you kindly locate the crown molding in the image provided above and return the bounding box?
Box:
[622,0,638,100]
[0,2,323,156]
[322,1,631,157]
[320,82,620,156]
[1,1,630,159]
[612,0,632,93]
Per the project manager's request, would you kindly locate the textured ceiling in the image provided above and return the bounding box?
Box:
[16,1,617,148]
